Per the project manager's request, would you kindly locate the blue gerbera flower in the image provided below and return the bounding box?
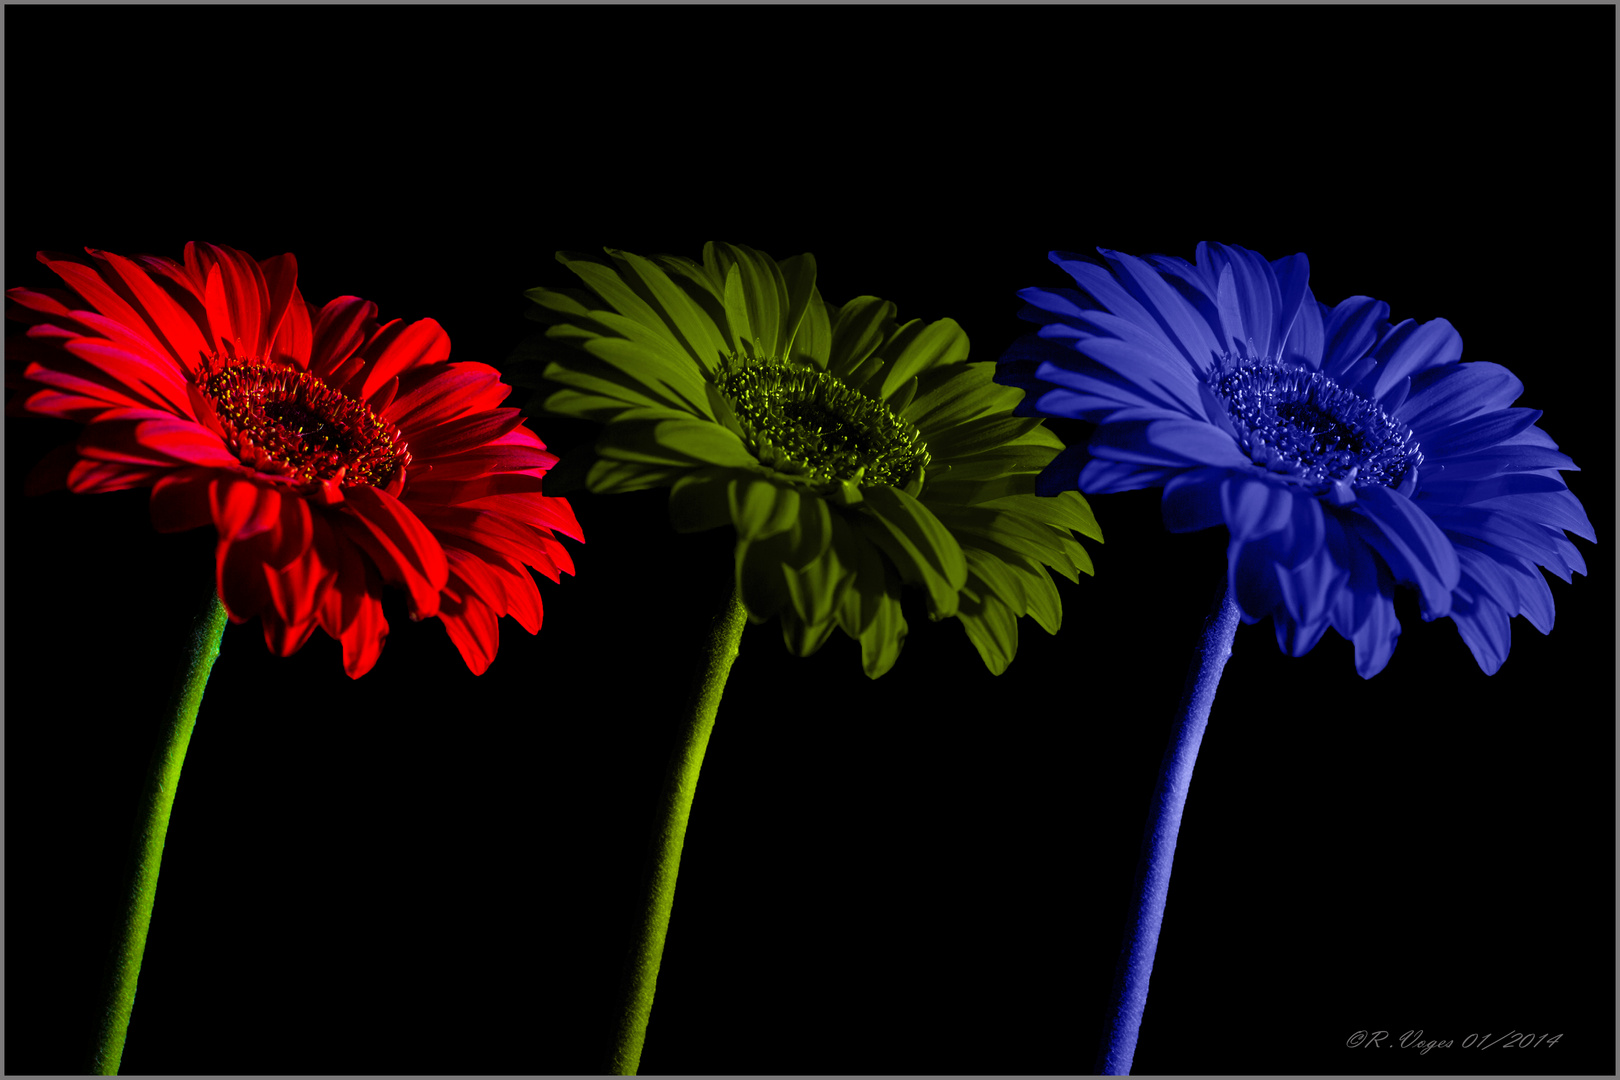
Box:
[997,242,1594,677]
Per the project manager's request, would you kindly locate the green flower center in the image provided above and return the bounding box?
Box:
[201,359,411,489]
[715,355,930,488]
[1209,356,1422,494]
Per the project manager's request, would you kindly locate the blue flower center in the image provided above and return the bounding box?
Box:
[1209,358,1421,495]
[715,355,930,488]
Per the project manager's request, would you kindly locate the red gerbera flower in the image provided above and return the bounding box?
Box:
[8,242,582,676]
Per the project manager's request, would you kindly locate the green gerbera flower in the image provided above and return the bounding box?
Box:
[510,241,1101,677]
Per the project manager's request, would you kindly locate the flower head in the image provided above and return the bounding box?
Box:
[8,243,581,676]
[513,242,1100,677]
[997,243,1594,677]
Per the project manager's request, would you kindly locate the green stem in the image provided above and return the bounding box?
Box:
[89,587,228,1075]
[605,579,747,1076]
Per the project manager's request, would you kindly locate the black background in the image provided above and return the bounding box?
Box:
[5,5,1614,1077]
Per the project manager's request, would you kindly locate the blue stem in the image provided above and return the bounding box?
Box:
[1095,581,1240,1076]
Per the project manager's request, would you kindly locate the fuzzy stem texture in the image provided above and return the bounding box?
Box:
[1095,581,1240,1076]
[88,587,228,1075]
[605,579,747,1075]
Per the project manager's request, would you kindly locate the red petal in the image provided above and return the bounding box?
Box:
[264,524,333,632]
[65,458,168,493]
[258,252,299,361]
[23,443,77,494]
[150,468,218,532]
[318,536,389,678]
[75,410,238,470]
[407,408,526,461]
[37,251,151,343]
[410,445,560,482]
[86,248,213,375]
[358,317,451,402]
[403,473,551,504]
[60,332,194,417]
[259,604,318,658]
[7,285,77,322]
[192,244,270,358]
[437,574,500,675]
[386,362,511,432]
[340,484,448,618]
[308,296,376,384]
[273,294,315,371]
[211,479,282,622]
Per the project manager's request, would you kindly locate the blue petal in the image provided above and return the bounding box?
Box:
[1351,486,1461,618]
[1401,361,1526,431]
[1199,243,1285,360]
[1327,516,1402,679]
[1282,287,1326,369]
[1160,466,1230,532]
[1453,542,1553,633]
[1275,537,1347,653]
[1448,586,1511,675]
[1416,473,1571,505]
[1094,248,1226,377]
[1426,505,1585,582]
[1415,443,1577,482]
[1472,488,1596,543]
[1089,411,1250,469]
[1369,317,1465,404]
[1227,532,1284,624]
[1076,457,1186,494]
[1269,252,1312,359]
[1219,473,1297,540]
[1274,604,1331,658]
[1421,407,1543,459]
[1320,296,1390,381]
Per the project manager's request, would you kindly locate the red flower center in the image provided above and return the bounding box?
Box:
[201,361,411,489]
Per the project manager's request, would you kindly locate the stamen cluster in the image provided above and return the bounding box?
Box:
[201,360,411,488]
[1209,357,1422,492]
[715,355,930,488]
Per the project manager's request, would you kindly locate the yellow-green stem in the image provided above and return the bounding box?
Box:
[605,579,747,1075]
[89,588,228,1075]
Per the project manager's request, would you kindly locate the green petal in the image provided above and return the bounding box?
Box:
[827,296,896,389]
[706,243,788,357]
[784,531,849,630]
[557,253,673,343]
[721,264,752,358]
[955,591,1018,675]
[926,416,1047,461]
[877,317,970,403]
[1003,553,1063,634]
[784,493,832,570]
[856,485,967,618]
[791,285,834,369]
[922,473,1041,505]
[857,575,908,679]
[905,362,1018,431]
[728,475,799,540]
[584,455,686,494]
[734,527,795,623]
[668,468,747,534]
[963,548,1027,616]
[935,504,1075,571]
[594,413,757,469]
[777,252,819,361]
[555,331,715,419]
[780,607,836,658]
[978,488,1104,544]
[606,249,730,374]
[927,443,1066,484]
[835,508,888,637]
